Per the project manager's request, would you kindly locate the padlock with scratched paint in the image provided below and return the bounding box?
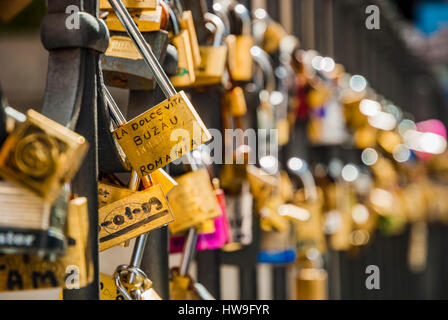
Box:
[193,13,228,87]
[163,1,196,88]
[0,108,88,203]
[0,196,93,292]
[226,3,254,82]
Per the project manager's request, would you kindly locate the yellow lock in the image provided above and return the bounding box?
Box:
[224,86,248,117]
[263,22,288,54]
[0,109,88,203]
[194,12,228,86]
[180,10,201,69]
[296,268,328,300]
[167,6,196,88]
[105,6,163,32]
[227,4,254,81]
[168,169,222,234]
[100,0,157,10]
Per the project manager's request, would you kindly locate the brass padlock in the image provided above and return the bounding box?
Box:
[112,91,211,177]
[168,168,222,234]
[105,5,165,32]
[0,109,88,203]
[170,267,214,300]
[224,86,248,117]
[226,4,254,82]
[193,13,228,87]
[100,0,157,11]
[179,9,201,69]
[296,267,328,300]
[98,181,174,251]
[166,3,196,87]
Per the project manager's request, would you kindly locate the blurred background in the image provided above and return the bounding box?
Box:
[1,0,448,300]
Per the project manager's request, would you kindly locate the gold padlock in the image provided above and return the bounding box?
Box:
[0,109,88,203]
[193,12,227,87]
[167,5,196,88]
[112,91,211,177]
[168,169,222,234]
[105,6,164,32]
[98,182,174,251]
[179,10,201,69]
[100,0,157,10]
[224,86,248,117]
[227,4,254,82]
[263,22,288,54]
[296,267,328,300]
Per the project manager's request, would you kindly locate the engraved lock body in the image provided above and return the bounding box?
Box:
[112,91,212,177]
[100,0,157,11]
[226,4,254,82]
[104,6,165,33]
[97,181,174,251]
[167,5,196,88]
[0,109,88,203]
[194,13,228,87]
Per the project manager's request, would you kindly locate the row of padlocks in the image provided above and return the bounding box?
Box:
[0,0,447,300]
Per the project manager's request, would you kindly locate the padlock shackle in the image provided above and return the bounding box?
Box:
[179,227,199,276]
[232,3,251,35]
[250,46,275,93]
[212,2,231,37]
[287,157,319,203]
[108,0,177,98]
[103,85,127,125]
[204,12,225,47]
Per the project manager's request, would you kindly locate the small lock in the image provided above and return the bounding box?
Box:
[226,4,254,82]
[105,5,165,32]
[0,109,88,203]
[100,0,157,11]
[296,268,328,300]
[98,182,174,251]
[224,86,248,117]
[168,169,222,234]
[165,2,196,88]
[194,13,228,87]
[0,180,67,258]
[170,178,230,253]
[169,267,214,300]
[102,30,170,90]
[179,10,201,69]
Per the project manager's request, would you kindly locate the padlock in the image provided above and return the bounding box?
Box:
[175,0,201,69]
[295,251,328,300]
[164,2,196,88]
[0,196,92,292]
[168,168,222,235]
[102,31,170,90]
[223,86,248,117]
[170,177,230,253]
[0,180,67,258]
[193,12,228,87]
[111,265,162,300]
[105,5,165,32]
[169,267,214,300]
[0,109,88,203]
[252,9,288,55]
[100,0,157,11]
[226,4,254,82]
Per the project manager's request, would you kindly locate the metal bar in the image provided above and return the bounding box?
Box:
[180,228,199,276]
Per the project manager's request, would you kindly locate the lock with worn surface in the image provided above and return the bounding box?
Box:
[0,109,88,203]
[164,2,196,88]
[0,196,92,292]
[194,12,228,87]
[226,3,254,82]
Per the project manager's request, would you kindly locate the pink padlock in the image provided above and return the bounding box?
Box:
[169,179,230,253]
